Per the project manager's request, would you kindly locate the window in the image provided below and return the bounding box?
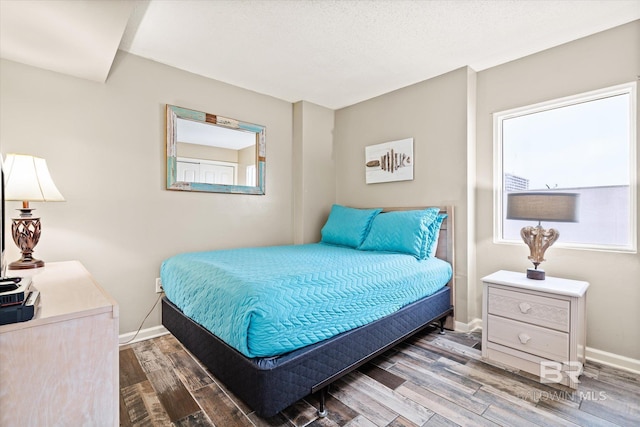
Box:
[494,82,636,252]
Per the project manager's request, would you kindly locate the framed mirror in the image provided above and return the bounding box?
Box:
[166,105,266,195]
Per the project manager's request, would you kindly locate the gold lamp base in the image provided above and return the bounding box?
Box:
[520,224,559,281]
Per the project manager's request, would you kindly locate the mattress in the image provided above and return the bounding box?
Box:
[162,285,452,417]
[160,243,452,358]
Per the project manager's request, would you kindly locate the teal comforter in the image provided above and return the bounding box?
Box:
[160,243,451,358]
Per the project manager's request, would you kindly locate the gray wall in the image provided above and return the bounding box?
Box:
[0,51,294,334]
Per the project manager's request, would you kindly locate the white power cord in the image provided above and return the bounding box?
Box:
[119,291,164,346]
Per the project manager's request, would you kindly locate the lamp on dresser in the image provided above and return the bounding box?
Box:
[2,154,65,269]
[507,192,578,280]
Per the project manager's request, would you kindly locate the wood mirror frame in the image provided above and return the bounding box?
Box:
[166,105,266,195]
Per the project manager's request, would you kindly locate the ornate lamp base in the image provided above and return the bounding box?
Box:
[520,224,559,282]
[9,257,44,270]
[10,210,44,270]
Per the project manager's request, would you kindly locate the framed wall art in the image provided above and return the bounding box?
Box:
[365,138,413,184]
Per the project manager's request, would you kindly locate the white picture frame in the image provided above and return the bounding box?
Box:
[365,138,414,184]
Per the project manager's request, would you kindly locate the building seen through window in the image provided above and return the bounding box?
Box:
[496,83,636,251]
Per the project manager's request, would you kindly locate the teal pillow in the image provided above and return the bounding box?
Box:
[422,213,447,259]
[320,205,382,248]
[359,208,440,259]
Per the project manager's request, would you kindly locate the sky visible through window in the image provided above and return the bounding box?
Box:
[502,93,630,190]
[499,87,635,249]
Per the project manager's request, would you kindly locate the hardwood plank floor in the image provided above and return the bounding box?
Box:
[119,327,639,426]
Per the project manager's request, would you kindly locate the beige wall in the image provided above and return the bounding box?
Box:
[238,144,256,186]
[293,101,336,244]
[0,51,294,334]
[334,67,474,322]
[476,21,640,360]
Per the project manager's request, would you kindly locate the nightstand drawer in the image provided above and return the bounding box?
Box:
[488,287,570,332]
[487,314,569,361]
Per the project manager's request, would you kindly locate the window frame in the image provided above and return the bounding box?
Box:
[493,82,637,253]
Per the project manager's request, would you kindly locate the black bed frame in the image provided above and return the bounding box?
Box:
[161,206,455,418]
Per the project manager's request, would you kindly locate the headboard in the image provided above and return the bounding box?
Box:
[381,206,455,329]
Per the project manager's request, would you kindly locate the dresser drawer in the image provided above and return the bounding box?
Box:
[487,314,569,361]
[488,286,570,332]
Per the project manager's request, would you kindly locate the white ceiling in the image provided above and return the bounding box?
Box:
[0,0,134,82]
[1,0,639,109]
[177,118,256,150]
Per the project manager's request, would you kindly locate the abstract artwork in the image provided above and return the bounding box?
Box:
[365,138,414,184]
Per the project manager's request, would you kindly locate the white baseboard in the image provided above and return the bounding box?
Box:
[585,347,640,375]
[454,318,483,333]
[454,320,639,375]
[119,325,169,346]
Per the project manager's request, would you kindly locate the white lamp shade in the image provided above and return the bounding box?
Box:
[3,154,65,202]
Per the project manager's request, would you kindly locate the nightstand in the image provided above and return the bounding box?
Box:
[0,261,119,426]
[482,270,589,388]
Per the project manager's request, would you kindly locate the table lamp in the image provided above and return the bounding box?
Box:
[2,154,65,269]
[507,192,579,280]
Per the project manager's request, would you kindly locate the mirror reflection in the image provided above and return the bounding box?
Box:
[176,119,257,186]
[166,105,265,195]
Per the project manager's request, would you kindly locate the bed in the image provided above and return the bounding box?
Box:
[161,206,455,418]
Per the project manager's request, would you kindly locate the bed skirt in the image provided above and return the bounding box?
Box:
[162,285,452,417]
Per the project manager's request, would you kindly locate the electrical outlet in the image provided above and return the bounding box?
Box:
[155,278,163,293]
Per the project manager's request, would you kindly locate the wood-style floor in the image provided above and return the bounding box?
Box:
[119,327,639,426]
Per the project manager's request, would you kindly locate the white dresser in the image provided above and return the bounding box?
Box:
[0,261,119,426]
[482,270,589,388]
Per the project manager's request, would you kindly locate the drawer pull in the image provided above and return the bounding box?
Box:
[518,333,531,344]
[519,302,532,314]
